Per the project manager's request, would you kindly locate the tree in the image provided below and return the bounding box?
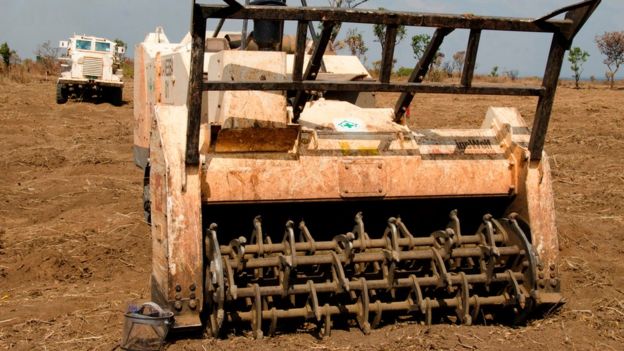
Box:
[372,11,406,73]
[114,39,127,59]
[411,34,431,61]
[114,38,126,48]
[568,47,589,89]
[411,34,446,80]
[34,40,60,74]
[0,42,16,73]
[490,66,499,78]
[373,8,406,51]
[343,28,368,64]
[441,61,454,77]
[425,52,445,82]
[504,69,519,81]
[433,52,445,68]
[595,31,624,88]
[452,51,466,75]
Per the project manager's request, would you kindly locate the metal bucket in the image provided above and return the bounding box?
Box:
[121,302,174,351]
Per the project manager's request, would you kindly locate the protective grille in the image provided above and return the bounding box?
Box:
[83,57,103,78]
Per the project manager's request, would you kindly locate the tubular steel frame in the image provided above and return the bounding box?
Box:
[185,0,600,166]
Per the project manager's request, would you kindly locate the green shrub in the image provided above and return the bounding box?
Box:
[395,67,413,77]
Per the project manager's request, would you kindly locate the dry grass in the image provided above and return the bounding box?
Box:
[0,61,59,84]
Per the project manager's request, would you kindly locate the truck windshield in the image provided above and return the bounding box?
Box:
[76,40,92,51]
[95,42,111,52]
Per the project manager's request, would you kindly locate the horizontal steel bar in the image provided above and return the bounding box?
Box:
[233,271,524,298]
[236,294,509,321]
[199,5,572,34]
[227,245,521,270]
[203,81,545,96]
[220,234,505,256]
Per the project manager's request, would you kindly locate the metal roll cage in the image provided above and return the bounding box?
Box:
[185,0,600,165]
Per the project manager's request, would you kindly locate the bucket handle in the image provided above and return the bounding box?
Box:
[138,302,166,316]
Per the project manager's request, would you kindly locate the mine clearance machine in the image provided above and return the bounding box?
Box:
[57,35,125,105]
[133,0,600,337]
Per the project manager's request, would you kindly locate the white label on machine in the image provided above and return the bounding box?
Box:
[333,117,367,132]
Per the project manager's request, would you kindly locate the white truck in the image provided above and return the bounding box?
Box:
[57,35,125,105]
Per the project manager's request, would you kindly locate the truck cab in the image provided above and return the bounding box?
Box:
[57,35,125,105]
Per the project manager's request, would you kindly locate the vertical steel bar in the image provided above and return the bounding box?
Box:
[213,18,226,38]
[304,21,334,80]
[241,0,250,49]
[185,2,207,166]
[293,21,308,82]
[300,0,326,72]
[292,21,335,121]
[460,29,481,88]
[300,0,317,37]
[379,24,398,84]
[528,33,567,161]
[393,28,454,123]
[529,2,600,160]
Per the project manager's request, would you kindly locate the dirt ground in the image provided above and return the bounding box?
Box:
[0,78,622,350]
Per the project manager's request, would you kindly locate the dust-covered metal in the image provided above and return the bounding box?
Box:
[207,210,537,337]
[189,0,601,163]
[132,0,599,337]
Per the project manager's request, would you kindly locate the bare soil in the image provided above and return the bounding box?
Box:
[0,78,622,350]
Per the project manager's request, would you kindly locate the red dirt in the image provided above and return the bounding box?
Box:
[0,78,623,350]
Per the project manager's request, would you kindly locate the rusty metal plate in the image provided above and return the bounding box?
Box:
[339,159,386,198]
[215,126,300,153]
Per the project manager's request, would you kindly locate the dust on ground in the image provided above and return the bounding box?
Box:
[0,79,622,350]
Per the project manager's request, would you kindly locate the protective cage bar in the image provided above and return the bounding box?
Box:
[186,0,600,165]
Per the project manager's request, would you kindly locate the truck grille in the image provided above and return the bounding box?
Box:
[83,57,103,78]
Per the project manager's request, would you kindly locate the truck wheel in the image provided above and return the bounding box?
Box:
[110,87,123,106]
[56,84,68,104]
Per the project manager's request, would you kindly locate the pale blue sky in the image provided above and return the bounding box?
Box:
[0,0,622,79]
